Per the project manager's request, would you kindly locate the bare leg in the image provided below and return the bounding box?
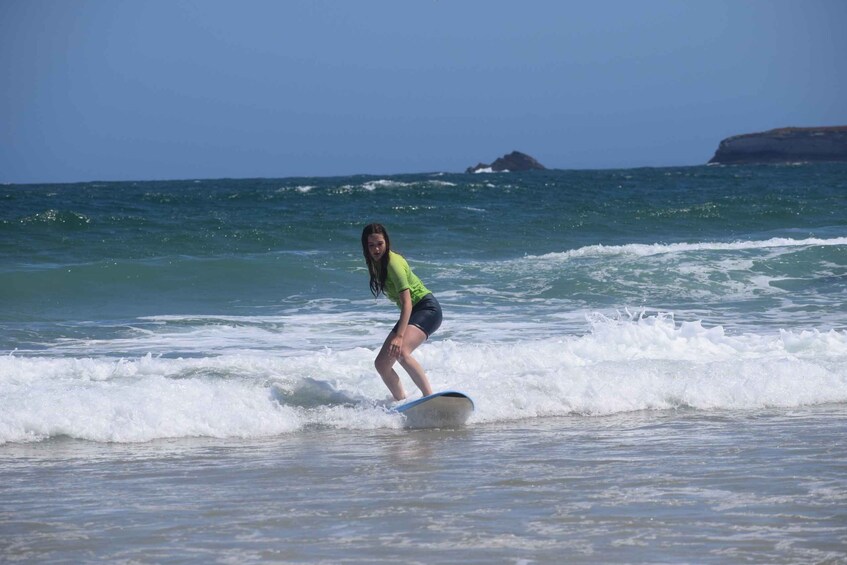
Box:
[374,326,433,400]
[396,325,433,397]
[375,333,406,400]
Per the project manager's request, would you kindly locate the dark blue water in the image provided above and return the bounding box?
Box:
[3,165,845,334]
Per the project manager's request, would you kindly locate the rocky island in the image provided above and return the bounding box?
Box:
[466,151,546,173]
[708,126,847,165]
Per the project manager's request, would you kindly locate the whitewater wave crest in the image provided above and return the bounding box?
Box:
[2,315,846,444]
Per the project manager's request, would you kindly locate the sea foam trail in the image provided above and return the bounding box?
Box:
[467,315,847,422]
[2,315,846,443]
[536,236,847,260]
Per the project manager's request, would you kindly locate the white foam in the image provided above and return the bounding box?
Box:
[0,351,399,444]
[450,236,846,316]
[2,315,846,443]
[361,179,413,191]
[434,314,847,422]
[46,308,391,357]
[275,185,316,193]
[334,178,461,192]
[534,236,847,261]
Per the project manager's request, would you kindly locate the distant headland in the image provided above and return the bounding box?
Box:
[708,126,847,165]
[466,151,546,173]
[465,130,847,174]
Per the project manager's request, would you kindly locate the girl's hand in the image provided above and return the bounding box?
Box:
[389,335,404,359]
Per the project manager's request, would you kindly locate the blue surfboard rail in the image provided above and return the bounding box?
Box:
[395,390,475,413]
[394,390,475,428]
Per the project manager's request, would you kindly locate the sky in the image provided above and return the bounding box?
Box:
[2,0,847,184]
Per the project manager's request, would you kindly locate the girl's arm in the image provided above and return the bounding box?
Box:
[390,289,413,358]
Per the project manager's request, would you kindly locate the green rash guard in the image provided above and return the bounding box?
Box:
[384,251,431,307]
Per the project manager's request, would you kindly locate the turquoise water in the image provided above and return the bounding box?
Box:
[4,165,846,353]
[2,164,847,562]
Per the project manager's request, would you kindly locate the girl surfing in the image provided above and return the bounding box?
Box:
[361,223,442,401]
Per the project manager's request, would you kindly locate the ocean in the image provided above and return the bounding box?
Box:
[2,164,846,562]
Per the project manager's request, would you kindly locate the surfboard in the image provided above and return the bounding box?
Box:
[395,391,474,428]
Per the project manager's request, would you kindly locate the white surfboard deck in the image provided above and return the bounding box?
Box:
[395,391,474,428]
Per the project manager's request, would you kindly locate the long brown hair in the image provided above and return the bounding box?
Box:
[361,223,391,297]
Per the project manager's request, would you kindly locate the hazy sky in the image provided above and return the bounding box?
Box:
[2,0,846,183]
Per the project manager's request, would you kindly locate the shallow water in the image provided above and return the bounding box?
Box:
[3,405,845,563]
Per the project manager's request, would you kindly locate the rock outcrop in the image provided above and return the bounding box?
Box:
[708,126,847,164]
[466,151,546,173]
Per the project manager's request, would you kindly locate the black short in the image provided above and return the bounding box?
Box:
[393,294,442,339]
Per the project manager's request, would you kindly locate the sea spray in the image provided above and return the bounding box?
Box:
[3,315,846,443]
